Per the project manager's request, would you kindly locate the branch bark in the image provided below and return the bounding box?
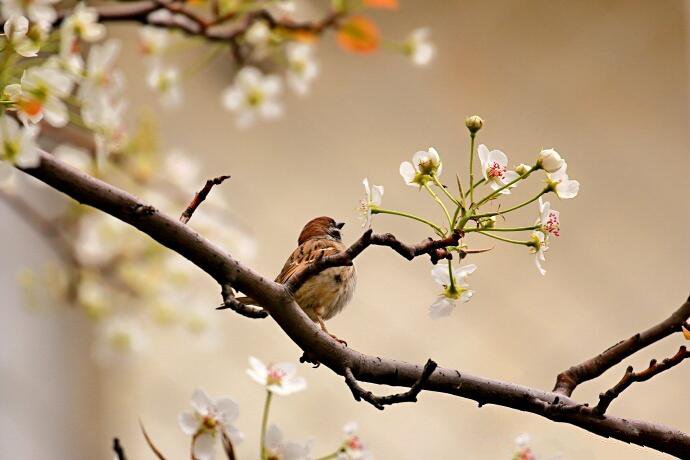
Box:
[179,175,230,224]
[17,151,690,458]
[553,297,690,396]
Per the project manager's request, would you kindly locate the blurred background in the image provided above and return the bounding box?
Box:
[1,0,689,458]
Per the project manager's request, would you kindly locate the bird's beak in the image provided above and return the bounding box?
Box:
[335,222,345,229]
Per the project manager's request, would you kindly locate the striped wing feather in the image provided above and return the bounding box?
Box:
[275,238,343,284]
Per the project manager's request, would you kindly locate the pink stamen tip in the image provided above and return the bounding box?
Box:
[487,161,506,179]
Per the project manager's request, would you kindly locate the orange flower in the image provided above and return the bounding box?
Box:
[336,16,380,53]
[363,0,398,9]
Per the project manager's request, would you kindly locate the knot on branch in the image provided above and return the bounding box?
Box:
[343,359,438,410]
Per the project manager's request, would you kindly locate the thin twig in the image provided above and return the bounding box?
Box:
[112,438,127,460]
[592,346,690,416]
[217,284,268,319]
[179,175,230,224]
[139,420,168,460]
[284,229,463,294]
[344,359,438,410]
[221,430,237,460]
[553,296,690,396]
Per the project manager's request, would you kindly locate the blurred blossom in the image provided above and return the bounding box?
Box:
[139,26,170,56]
[53,144,92,171]
[75,213,129,265]
[78,39,125,101]
[399,147,442,187]
[178,388,244,460]
[403,28,435,66]
[0,115,40,167]
[538,197,560,237]
[429,263,476,319]
[163,149,201,188]
[61,2,106,43]
[338,422,373,460]
[222,67,283,128]
[546,164,579,199]
[147,64,182,108]
[0,0,58,26]
[285,42,319,95]
[92,316,148,366]
[3,15,41,57]
[77,275,111,318]
[528,231,548,276]
[264,424,313,460]
[245,19,271,47]
[5,64,74,127]
[273,0,296,14]
[358,178,383,229]
[477,144,519,194]
[513,433,536,460]
[81,92,127,163]
[247,356,306,395]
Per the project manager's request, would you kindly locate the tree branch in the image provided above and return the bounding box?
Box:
[218,283,268,319]
[592,346,690,416]
[179,175,230,224]
[112,438,127,460]
[553,296,690,396]
[344,359,438,410]
[284,229,462,294]
[17,151,690,458]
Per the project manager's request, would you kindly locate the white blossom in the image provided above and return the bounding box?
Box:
[0,0,58,26]
[163,149,201,188]
[245,19,270,47]
[81,92,127,163]
[247,356,306,395]
[61,2,106,43]
[399,147,442,187]
[358,178,383,229]
[403,28,435,66]
[178,389,244,460]
[529,230,548,276]
[222,67,283,128]
[537,148,565,173]
[147,65,182,107]
[5,64,73,127]
[139,26,169,56]
[78,39,125,100]
[429,263,476,318]
[0,115,39,167]
[547,163,579,199]
[285,42,319,95]
[264,424,313,460]
[538,197,560,237]
[477,144,520,194]
[3,15,42,57]
[337,422,373,460]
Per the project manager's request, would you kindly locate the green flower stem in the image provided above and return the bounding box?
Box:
[372,207,444,235]
[447,258,456,291]
[465,225,538,233]
[474,166,536,209]
[259,390,273,460]
[431,174,461,206]
[464,177,485,198]
[423,182,453,228]
[468,132,476,205]
[473,188,548,219]
[477,231,530,246]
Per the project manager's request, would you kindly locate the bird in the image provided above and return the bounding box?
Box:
[239,216,356,343]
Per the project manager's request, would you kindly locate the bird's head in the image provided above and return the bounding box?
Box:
[298,216,346,245]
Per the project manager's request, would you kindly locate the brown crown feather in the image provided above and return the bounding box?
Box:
[297,216,337,245]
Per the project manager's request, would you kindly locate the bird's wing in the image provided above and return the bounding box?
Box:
[275,238,344,284]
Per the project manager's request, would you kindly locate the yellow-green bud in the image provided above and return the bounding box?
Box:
[465,115,484,134]
[515,163,532,176]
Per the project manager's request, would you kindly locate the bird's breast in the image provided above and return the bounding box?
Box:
[294,265,356,321]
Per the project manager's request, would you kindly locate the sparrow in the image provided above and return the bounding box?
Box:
[240,216,356,342]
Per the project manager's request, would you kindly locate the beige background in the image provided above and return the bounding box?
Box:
[1,0,689,458]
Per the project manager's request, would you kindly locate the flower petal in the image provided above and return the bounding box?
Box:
[178,411,199,435]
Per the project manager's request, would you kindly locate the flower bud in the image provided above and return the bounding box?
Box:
[515,163,532,176]
[479,216,496,229]
[537,148,565,173]
[465,115,484,134]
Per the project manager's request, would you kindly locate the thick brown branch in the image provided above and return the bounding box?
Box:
[553,296,690,396]
[592,346,690,416]
[284,229,462,294]
[112,438,127,460]
[18,151,690,458]
[179,175,230,224]
[344,359,438,410]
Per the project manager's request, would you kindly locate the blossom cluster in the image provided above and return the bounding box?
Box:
[359,116,580,318]
[171,357,373,460]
